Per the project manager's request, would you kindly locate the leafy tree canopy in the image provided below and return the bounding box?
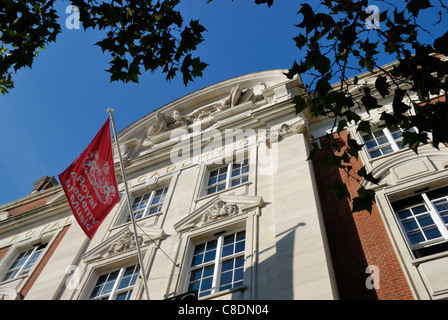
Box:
[0,0,207,94]
[1,0,448,213]
[282,0,448,213]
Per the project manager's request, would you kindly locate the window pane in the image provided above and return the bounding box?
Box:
[391,130,403,140]
[417,214,435,227]
[402,219,418,232]
[231,168,241,177]
[191,254,204,267]
[90,266,138,300]
[208,177,217,185]
[222,245,234,257]
[188,280,200,292]
[397,209,412,219]
[200,276,213,292]
[207,186,217,195]
[413,205,427,215]
[235,256,244,268]
[234,267,244,282]
[423,226,442,240]
[210,170,218,177]
[116,290,132,300]
[376,136,389,145]
[203,240,217,263]
[408,230,425,245]
[379,146,394,155]
[204,250,216,263]
[118,266,139,290]
[194,243,205,255]
[203,265,215,278]
[235,240,245,253]
[220,271,232,286]
[369,149,382,158]
[188,231,246,298]
[365,140,378,149]
[221,259,234,272]
[190,269,202,282]
[432,198,448,224]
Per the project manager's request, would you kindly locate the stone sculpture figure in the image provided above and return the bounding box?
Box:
[146,110,188,140]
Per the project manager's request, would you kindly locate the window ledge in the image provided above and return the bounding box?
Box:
[367,146,410,163]
[111,212,163,232]
[0,274,27,286]
[199,285,247,300]
[412,250,448,266]
[195,182,252,203]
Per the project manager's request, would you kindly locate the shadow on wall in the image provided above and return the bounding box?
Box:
[312,135,379,300]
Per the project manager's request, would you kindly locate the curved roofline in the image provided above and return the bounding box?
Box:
[117,69,293,140]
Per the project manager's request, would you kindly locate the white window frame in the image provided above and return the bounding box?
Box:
[123,186,168,223]
[205,160,249,196]
[186,230,246,298]
[88,265,140,300]
[394,191,448,252]
[362,126,413,159]
[0,243,47,282]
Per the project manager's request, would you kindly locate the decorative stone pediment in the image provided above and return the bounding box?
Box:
[174,195,264,233]
[113,70,304,162]
[83,225,165,263]
[202,200,237,224]
[144,83,254,142]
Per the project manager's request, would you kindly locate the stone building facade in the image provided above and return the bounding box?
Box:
[1,68,448,300]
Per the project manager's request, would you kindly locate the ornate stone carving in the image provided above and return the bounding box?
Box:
[105,231,142,257]
[144,83,254,143]
[202,200,237,224]
[278,116,308,137]
[146,110,190,140]
[0,288,19,300]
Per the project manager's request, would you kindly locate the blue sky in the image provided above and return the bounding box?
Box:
[0,1,444,205]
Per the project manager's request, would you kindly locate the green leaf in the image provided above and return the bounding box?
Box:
[361,93,379,111]
[293,95,307,114]
[375,75,390,98]
[357,120,371,134]
[351,186,376,214]
[307,142,321,161]
[407,0,433,17]
[320,153,339,171]
[293,34,308,50]
[434,31,448,55]
[336,119,347,133]
[332,179,350,200]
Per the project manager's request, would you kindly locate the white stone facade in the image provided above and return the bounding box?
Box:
[3,66,448,300]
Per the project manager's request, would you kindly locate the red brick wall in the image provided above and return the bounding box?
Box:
[0,246,10,262]
[20,226,70,298]
[7,197,50,218]
[313,131,414,300]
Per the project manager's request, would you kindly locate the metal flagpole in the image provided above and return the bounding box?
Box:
[107,108,151,301]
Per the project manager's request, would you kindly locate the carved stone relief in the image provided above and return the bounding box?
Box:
[278,115,309,137]
[145,83,257,142]
[0,288,19,300]
[100,230,143,259]
[202,200,237,224]
[146,110,190,141]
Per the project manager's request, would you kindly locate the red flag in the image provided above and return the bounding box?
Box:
[58,118,119,239]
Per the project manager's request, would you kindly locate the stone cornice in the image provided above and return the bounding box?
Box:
[0,195,71,233]
[0,185,63,213]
